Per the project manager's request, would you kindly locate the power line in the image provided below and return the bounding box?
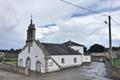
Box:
[59,0,108,35]
[82,21,106,42]
[60,0,108,18]
[111,17,120,26]
[109,0,114,14]
[60,0,119,26]
[60,0,98,14]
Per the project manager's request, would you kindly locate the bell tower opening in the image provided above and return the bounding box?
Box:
[26,16,36,47]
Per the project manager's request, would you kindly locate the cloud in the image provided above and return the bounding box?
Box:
[0,0,23,49]
[0,0,120,49]
[36,25,60,40]
[39,10,120,48]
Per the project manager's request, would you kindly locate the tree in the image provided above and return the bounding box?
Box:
[88,44,106,53]
[10,48,14,53]
[84,46,87,53]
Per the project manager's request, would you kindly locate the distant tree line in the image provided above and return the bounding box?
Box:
[0,44,120,54]
[0,48,22,54]
[88,44,120,53]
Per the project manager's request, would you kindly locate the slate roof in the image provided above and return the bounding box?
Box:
[36,41,81,55]
[84,53,91,55]
[63,40,84,47]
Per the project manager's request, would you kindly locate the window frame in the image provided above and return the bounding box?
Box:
[61,58,65,64]
[74,57,77,63]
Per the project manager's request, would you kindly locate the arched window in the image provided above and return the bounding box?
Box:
[19,59,23,66]
[36,61,41,72]
[26,57,31,69]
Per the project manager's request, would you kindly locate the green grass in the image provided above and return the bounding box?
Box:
[4,57,18,65]
[0,55,3,57]
[112,58,120,68]
[0,56,18,65]
[5,60,18,65]
[5,57,17,61]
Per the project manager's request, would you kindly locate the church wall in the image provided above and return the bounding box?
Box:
[51,55,82,68]
[18,47,28,67]
[18,41,46,73]
[47,59,60,72]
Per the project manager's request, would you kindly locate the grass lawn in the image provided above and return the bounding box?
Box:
[112,58,120,68]
[5,57,18,65]
[0,57,18,65]
[5,60,18,65]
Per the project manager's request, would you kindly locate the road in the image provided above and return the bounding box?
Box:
[0,62,114,80]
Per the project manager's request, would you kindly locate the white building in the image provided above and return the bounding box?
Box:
[18,18,91,73]
[63,41,91,63]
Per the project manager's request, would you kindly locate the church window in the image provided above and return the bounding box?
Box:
[28,47,30,53]
[35,56,38,58]
[26,57,31,69]
[74,57,77,63]
[61,58,65,64]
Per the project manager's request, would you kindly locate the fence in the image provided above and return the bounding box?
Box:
[0,63,29,75]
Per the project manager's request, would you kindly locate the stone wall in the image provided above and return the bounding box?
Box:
[0,63,28,75]
[105,58,120,79]
[110,66,120,79]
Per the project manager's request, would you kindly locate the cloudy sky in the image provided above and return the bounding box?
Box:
[0,0,120,49]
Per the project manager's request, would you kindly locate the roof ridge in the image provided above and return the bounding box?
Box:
[63,40,84,47]
[41,42,61,45]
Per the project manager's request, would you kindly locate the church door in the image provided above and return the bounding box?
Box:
[26,57,31,69]
[20,59,23,66]
[36,61,41,72]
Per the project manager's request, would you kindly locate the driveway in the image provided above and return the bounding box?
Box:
[0,62,114,80]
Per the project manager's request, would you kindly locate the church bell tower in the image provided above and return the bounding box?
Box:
[26,16,36,47]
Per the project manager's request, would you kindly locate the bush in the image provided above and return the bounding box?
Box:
[0,56,3,62]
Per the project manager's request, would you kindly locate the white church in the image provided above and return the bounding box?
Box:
[18,18,91,73]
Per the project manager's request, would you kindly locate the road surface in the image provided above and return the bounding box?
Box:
[0,62,115,80]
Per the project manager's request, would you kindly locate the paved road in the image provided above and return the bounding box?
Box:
[0,62,114,80]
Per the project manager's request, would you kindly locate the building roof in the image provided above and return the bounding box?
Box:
[84,53,91,55]
[36,40,81,55]
[63,40,84,47]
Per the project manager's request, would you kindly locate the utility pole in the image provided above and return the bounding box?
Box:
[108,15,112,64]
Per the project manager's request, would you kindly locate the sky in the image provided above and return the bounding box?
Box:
[0,0,120,49]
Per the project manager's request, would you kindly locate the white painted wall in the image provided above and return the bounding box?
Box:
[51,55,82,68]
[82,55,91,62]
[18,41,46,73]
[70,46,91,63]
[71,46,84,54]
[47,59,60,72]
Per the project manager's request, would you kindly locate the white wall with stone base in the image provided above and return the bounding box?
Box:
[51,55,82,68]
[18,41,46,73]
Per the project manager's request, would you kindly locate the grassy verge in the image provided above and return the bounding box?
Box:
[112,58,120,68]
[5,60,18,65]
[0,57,18,65]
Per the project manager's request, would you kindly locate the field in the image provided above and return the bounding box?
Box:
[112,58,120,68]
[0,56,18,65]
[5,60,18,65]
